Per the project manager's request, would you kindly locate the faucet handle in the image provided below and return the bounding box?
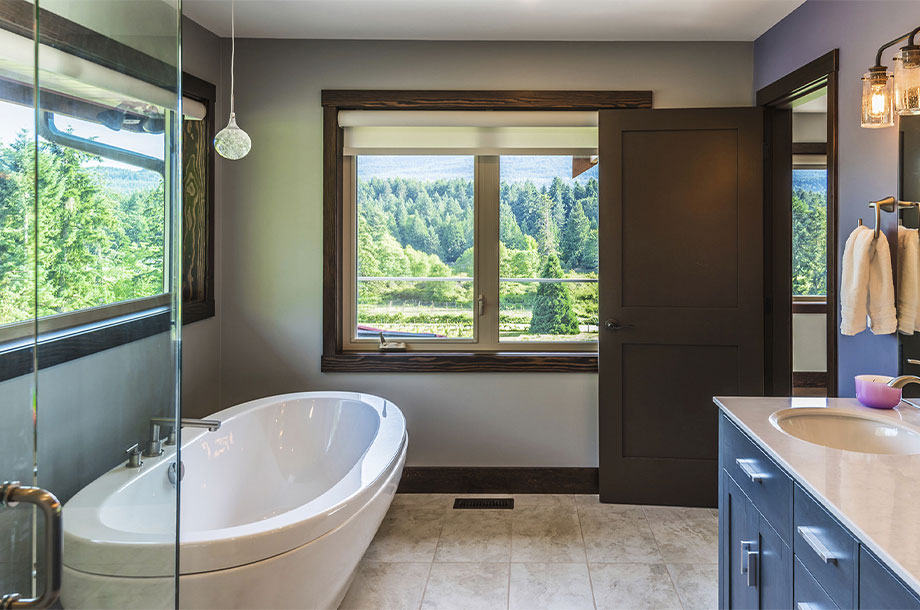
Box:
[125,443,143,468]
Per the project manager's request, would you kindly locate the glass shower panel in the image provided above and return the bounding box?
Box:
[0,1,181,608]
[0,5,39,604]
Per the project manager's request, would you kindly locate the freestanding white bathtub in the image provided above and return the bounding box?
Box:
[61,392,407,610]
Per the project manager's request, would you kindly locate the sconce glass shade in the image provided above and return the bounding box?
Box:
[861,69,894,128]
[894,47,920,115]
[214,113,251,160]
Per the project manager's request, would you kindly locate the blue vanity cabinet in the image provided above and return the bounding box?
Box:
[719,415,793,609]
[719,412,920,609]
[793,484,857,609]
[860,547,920,610]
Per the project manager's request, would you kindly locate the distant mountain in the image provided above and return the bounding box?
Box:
[89,166,162,195]
[357,155,598,186]
[793,169,827,193]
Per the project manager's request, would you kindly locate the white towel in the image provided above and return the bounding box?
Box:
[840,225,874,335]
[898,226,920,334]
[868,230,897,334]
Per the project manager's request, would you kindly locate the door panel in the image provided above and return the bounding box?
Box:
[599,107,764,507]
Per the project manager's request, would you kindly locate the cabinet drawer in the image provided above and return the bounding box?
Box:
[859,547,920,610]
[720,414,792,544]
[793,484,857,610]
[795,557,838,610]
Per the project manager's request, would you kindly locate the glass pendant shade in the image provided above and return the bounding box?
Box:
[861,69,894,128]
[894,47,920,115]
[214,112,251,160]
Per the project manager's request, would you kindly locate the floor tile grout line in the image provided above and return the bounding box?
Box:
[642,506,687,610]
[417,497,449,610]
[574,496,598,610]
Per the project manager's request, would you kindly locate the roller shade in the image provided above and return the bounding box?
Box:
[340,110,598,155]
[0,28,206,120]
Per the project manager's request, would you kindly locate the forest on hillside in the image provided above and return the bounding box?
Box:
[792,169,828,297]
[0,133,165,325]
[355,162,600,340]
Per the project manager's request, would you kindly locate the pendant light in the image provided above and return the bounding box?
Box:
[214,0,251,159]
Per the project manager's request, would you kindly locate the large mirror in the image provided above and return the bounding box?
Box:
[898,115,920,395]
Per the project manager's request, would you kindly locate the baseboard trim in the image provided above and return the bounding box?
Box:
[396,467,599,494]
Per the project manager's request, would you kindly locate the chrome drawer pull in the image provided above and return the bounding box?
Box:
[797,603,818,610]
[735,458,766,483]
[797,526,837,564]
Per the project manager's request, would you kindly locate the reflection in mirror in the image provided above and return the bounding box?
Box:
[791,91,829,397]
[899,114,920,397]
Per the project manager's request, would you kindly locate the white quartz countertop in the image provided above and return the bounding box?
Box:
[714,396,920,595]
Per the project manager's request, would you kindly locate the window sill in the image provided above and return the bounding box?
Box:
[321,351,599,373]
[0,299,214,383]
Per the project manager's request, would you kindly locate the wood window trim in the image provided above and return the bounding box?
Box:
[792,300,827,314]
[321,90,652,373]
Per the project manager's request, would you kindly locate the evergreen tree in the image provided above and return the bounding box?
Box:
[561,200,591,269]
[529,253,579,335]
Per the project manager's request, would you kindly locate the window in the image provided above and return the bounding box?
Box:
[343,153,599,351]
[0,95,172,342]
[322,90,653,371]
[792,155,827,301]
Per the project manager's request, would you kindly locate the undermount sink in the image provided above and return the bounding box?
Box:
[770,407,920,455]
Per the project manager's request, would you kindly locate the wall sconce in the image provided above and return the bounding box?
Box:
[862,26,920,128]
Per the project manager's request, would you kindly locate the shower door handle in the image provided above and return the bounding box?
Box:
[1,482,63,609]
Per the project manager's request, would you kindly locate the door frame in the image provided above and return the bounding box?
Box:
[756,49,839,397]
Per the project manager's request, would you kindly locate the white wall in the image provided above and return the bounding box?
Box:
[211,39,754,467]
[793,313,827,371]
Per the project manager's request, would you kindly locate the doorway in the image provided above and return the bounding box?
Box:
[757,50,840,398]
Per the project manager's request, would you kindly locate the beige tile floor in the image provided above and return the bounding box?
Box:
[339,494,718,610]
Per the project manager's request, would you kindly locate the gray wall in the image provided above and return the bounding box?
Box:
[755,0,920,396]
[209,39,754,467]
[181,17,224,418]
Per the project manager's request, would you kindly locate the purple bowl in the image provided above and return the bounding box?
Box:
[855,375,902,409]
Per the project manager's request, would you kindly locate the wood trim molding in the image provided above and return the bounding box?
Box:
[792,142,827,155]
[792,301,827,314]
[757,50,839,397]
[755,50,838,107]
[322,352,598,373]
[793,371,827,388]
[322,90,651,373]
[397,467,599,494]
[0,0,178,91]
[0,309,170,383]
[322,90,653,110]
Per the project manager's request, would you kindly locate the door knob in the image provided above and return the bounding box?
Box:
[604,319,633,331]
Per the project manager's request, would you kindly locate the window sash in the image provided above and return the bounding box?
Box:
[341,155,597,352]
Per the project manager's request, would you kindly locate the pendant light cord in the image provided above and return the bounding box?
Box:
[230,0,236,116]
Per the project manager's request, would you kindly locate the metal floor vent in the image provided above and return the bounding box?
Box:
[453,498,514,510]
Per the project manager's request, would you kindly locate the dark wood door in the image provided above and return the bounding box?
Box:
[598,108,764,507]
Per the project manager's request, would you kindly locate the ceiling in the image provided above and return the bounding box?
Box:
[184,0,805,41]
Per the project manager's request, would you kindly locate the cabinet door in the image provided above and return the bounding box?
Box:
[721,474,758,609]
[756,515,793,610]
